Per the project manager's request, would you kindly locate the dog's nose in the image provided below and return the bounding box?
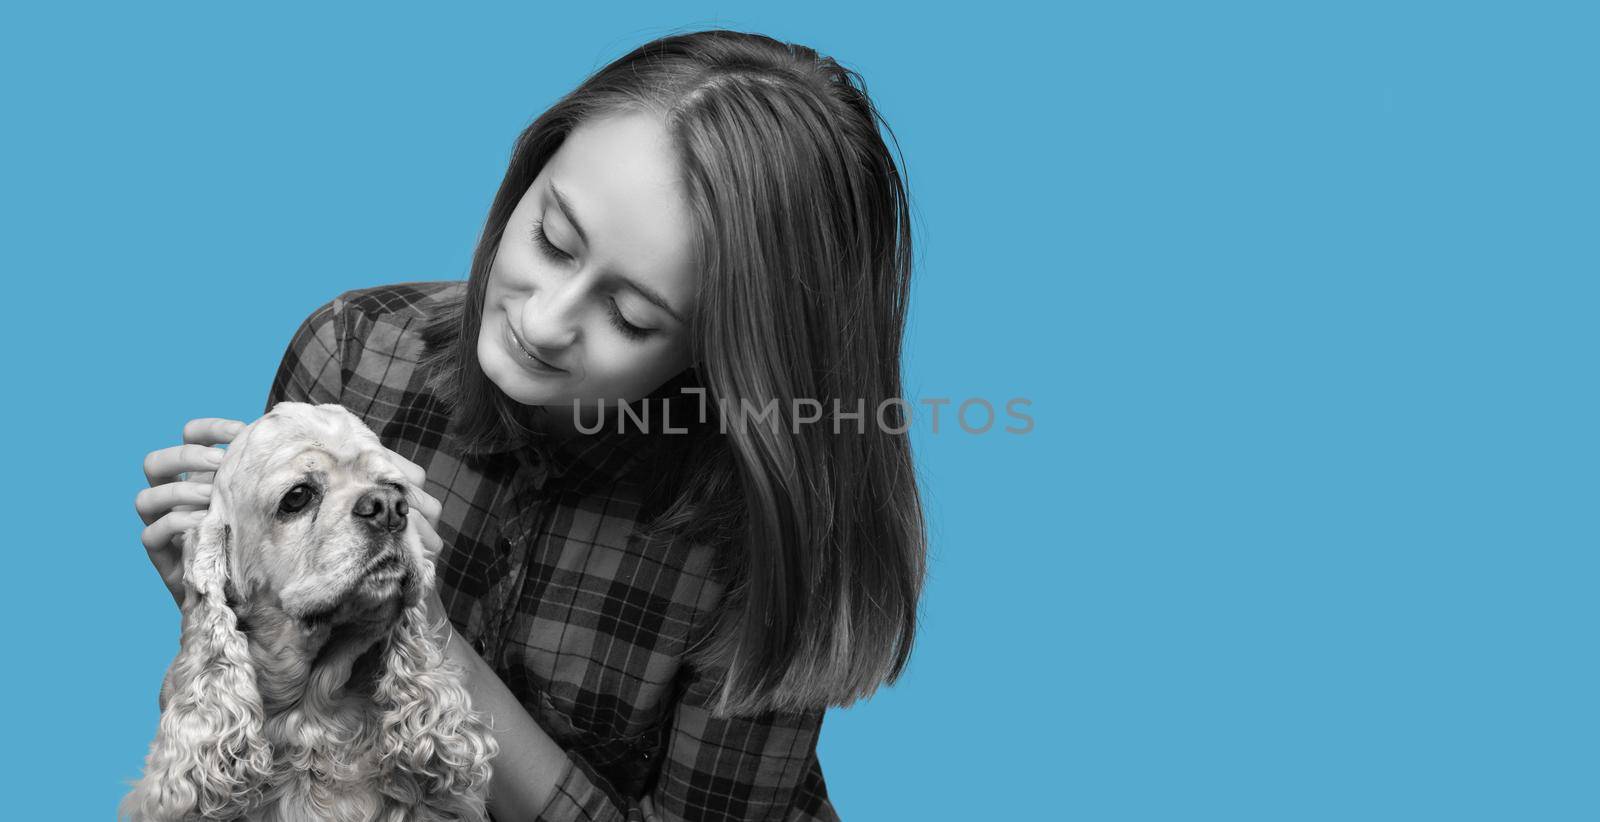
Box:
[352,487,409,533]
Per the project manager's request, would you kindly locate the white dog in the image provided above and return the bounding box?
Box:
[123,402,496,821]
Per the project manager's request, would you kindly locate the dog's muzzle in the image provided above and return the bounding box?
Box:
[353,487,409,533]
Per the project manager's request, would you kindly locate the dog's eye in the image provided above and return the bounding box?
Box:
[279,483,317,514]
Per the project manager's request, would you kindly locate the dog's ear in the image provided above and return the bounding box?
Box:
[122,500,273,821]
[371,559,497,820]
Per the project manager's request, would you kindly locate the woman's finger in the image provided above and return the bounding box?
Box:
[143,443,228,486]
[182,417,247,446]
[404,485,442,528]
[141,509,207,556]
[407,507,443,560]
[381,447,427,488]
[134,481,214,526]
[379,446,439,528]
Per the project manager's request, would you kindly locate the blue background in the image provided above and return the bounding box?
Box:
[3,2,1594,819]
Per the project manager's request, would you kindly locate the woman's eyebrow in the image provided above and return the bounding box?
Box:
[550,180,685,324]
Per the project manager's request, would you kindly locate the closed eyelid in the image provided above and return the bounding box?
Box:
[609,296,653,326]
[548,183,588,248]
[539,210,568,242]
[531,217,571,260]
[531,223,682,325]
[620,282,683,324]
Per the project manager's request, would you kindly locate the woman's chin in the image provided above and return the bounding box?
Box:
[492,377,560,407]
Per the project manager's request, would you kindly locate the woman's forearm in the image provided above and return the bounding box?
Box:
[424,595,572,817]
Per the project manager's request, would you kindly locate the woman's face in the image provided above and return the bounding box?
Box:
[478,110,698,426]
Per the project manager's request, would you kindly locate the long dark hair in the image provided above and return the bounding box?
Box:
[420,28,925,717]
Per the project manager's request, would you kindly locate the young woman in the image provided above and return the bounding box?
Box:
[135,29,925,821]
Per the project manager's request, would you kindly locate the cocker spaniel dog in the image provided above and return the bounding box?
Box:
[123,402,497,821]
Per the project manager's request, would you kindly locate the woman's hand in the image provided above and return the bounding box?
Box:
[136,418,245,609]
[379,448,443,561]
[379,450,570,817]
[379,448,450,625]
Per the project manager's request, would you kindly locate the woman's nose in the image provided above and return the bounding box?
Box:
[518,287,580,350]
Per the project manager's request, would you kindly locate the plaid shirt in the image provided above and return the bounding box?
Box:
[264,281,840,822]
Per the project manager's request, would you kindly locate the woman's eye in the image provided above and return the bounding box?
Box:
[530,218,572,262]
[528,216,653,341]
[607,298,653,341]
[279,483,317,514]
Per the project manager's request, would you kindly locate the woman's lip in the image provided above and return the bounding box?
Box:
[505,317,567,374]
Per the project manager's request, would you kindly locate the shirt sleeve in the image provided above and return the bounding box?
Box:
[534,666,838,822]
[264,295,345,412]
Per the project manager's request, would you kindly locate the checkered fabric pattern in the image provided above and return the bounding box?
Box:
[265,281,840,822]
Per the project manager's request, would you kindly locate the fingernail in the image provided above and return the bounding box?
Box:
[225,421,245,434]
[199,485,213,497]
[207,448,226,463]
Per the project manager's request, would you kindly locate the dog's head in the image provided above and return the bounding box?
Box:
[123,402,494,822]
[211,401,424,626]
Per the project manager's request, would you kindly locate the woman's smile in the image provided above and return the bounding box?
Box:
[504,315,568,376]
